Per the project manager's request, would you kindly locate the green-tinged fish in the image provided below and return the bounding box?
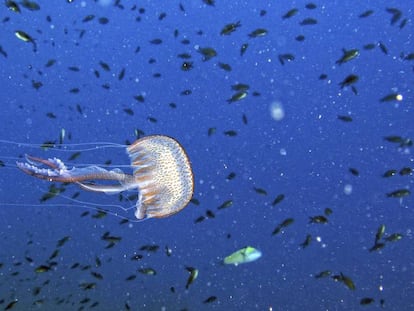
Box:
[333,272,356,290]
[223,246,262,266]
[309,215,328,224]
[227,91,248,103]
[220,21,241,35]
[384,233,403,242]
[380,93,402,102]
[185,266,198,289]
[315,270,331,278]
[369,242,385,252]
[197,47,217,61]
[138,268,156,275]
[20,0,40,11]
[375,224,386,243]
[35,265,51,273]
[386,189,410,198]
[15,30,37,52]
[218,62,231,71]
[6,1,21,13]
[218,200,233,210]
[248,28,268,38]
[336,48,359,65]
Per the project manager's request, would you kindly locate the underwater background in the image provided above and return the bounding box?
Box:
[0,1,413,310]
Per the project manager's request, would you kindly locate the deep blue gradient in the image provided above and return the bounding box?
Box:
[0,1,413,310]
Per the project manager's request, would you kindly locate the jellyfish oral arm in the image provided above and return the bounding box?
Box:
[16,155,133,193]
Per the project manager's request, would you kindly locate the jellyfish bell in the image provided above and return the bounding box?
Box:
[0,135,194,221]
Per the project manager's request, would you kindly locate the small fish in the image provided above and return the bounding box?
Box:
[125,275,136,281]
[349,167,359,176]
[300,18,318,25]
[338,115,353,122]
[378,41,388,55]
[300,234,312,248]
[360,297,374,305]
[88,271,102,280]
[386,8,402,25]
[181,61,193,71]
[248,28,268,38]
[138,268,157,275]
[278,53,295,65]
[369,242,385,252]
[375,224,386,243]
[315,270,331,278]
[208,127,216,136]
[336,49,359,65]
[6,1,21,13]
[253,187,267,195]
[226,172,236,180]
[185,266,199,289]
[218,200,233,210]
[203,296,217,304]
[384,233,403,242]
[240,43,249,56]
[386,189,410,198]
[333,273,356,290]
[218,62,232,71]
[224,130,237,137]
[282,8,299,19]
[35,265,51,273]
[149,38,162,45]
[309,215,328,224]
[359,10,374,18]
[79,282,96,290]
[227,91,248,103]
[380,93,402,102]
[399,167,412,175]
[99,61,111,71]
[382,169,397,177]
[339,74,359,88]
[194,215,206,223]
[15,30,37,52]
[272,194,285,206]
[220,21,241,35]
[82,14,95,22]
[231,83,250,91]
[98,17,109,25]
[223,246,262,266]
[4,299,18,310]
[197,47,217,61]
[324,208,333,216]
[20,0,40,11]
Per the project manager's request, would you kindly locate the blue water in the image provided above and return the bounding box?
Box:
[0,1,413,310]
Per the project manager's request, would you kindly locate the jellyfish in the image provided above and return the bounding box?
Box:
[11,135,194,220]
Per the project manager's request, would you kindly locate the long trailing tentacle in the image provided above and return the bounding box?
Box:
[16,154,135,193]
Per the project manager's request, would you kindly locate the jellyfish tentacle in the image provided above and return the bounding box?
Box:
[16,155,133,186]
